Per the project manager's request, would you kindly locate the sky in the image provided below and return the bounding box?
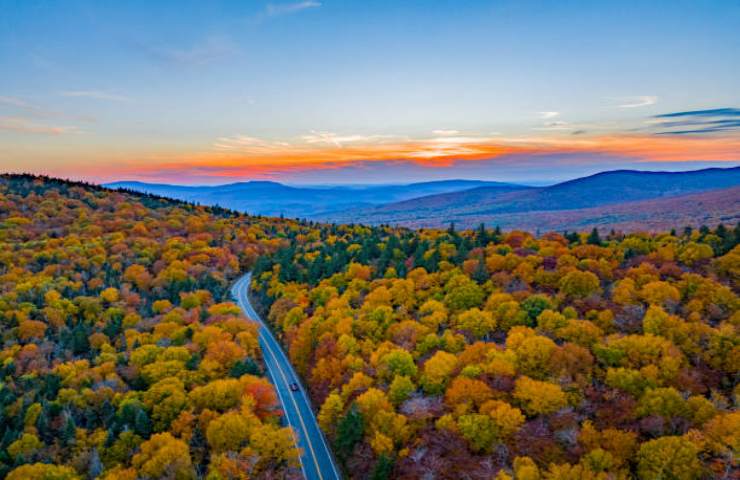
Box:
[0,0,739,185]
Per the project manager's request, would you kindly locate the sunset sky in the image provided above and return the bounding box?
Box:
[1,0,739,185]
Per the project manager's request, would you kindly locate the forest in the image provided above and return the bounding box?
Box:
[251,220,739,478]
[0,174,738,479]
[0,175,305,479]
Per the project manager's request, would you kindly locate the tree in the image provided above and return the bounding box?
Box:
[371,454,394,480]
[640,282,680,307]
[457,308,496,340]
[702,411,739,462]
[249,424,301,469]
[7,432,43,461]
[559,271,601,298]
[637,387,689,421]
[513,456,541,480]
[388,375,415,405]
[318,392,345,433]
[445,377,494,415]
[512,334,557,379]
[142,377,188,430]
[6,464,80,480]
[513,376,568,415]
[587,228,602,246]
[444,275,485,311]
[521,294,553,322]
[206,411,256,452]
[421,350,458,394]
[484,400,525,438]
[356,388,392,426]
[335,404,364,462]
[378,350,417,382]
[457,414,496,452]
[132,432,195,479]
[636,436,701,480]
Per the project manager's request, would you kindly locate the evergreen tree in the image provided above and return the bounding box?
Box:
[61,416,76,446]
[371,454,394,480]
[476,223,488,247]
[334,404,364,463]
[587,227,602,246]
[230,358,261,377]
[472,255,488,284]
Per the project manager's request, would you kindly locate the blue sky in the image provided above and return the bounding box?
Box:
[1,0,739,184]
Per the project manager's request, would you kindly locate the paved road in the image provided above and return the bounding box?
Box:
[231,273,342,480]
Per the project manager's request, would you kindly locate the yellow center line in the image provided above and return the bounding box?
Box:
[234,278,308,478]
[238,278,325,480]
[260,328,324,480]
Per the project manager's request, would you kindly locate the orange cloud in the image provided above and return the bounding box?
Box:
[72,131,740,181]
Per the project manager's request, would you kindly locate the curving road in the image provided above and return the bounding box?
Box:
[231,273,342,480]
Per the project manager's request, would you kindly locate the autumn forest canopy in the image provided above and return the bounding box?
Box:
[0,174,738,480]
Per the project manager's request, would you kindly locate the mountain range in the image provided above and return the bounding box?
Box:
[105,179,515,218]
[108,166,740,231]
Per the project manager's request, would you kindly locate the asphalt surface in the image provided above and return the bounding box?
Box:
[231,273,342,480]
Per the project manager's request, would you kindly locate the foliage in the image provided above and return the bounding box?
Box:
[0,175,300,478]
[252,215,739,478]
[1,174,738,479]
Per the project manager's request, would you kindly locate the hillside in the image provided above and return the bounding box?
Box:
[0,175,304,479]
[342,185,740,231]
[107,179,523,218]
[319,166,740,229]
[251,211,739,479]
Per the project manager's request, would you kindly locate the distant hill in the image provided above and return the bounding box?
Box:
[317,166,740,230]
[105,179,522,218]
[375,185,739,231]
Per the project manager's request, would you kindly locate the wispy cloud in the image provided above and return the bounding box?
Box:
[538,111,559,119]
[265,1,321,17]
[213,135,290,152]
[534,120,572,131]
[432,129,461,136]
[0,96,41,111]
[144,36,236,66]
[61,90,130,102]
[617,95,658,108]
[0,116,79,135]
[654,108,740,119]
[301,131,397,147]
[650,107,740,135]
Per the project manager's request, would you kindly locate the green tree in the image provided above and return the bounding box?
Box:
[637,436,701,480]
[371,454,395,480]
[587,228,602,246]
[335,404,364,463]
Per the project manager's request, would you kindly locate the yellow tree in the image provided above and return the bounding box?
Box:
[6,464,80,480]
[457,308,496,340]
[318,392,345,433]
[421,350,458,394]
[513,376,568,416]
[206,411,257,452]
[132,432,195,480]
[248,424,301,469]
[636,436,701,480]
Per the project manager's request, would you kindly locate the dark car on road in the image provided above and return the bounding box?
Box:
[289,382,299,392]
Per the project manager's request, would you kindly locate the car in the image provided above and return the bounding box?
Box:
[289,382,299,392]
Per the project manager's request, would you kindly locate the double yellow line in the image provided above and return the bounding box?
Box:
[236,276,339,480]
[260,330,324,479]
